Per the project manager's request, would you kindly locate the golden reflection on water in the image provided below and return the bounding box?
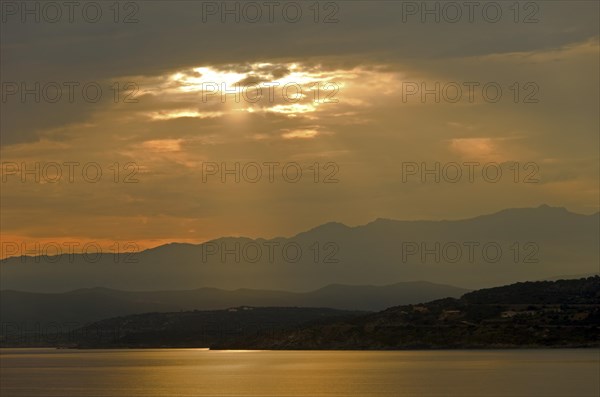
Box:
[0,349,598,397]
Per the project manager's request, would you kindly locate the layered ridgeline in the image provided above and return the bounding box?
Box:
[1,307,368,348]
[230,276,599,350]
[0,281,468,325]
[3,277,596,349]
[1,205,598,292]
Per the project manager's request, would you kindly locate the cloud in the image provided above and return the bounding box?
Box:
[281,129,320,139]
[149,110,223,120]
[141,139,184,152]
[1,3,598,246]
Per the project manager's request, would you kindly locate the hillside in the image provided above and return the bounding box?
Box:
[0,307,367,348]
[0,281,468,326]
[222,276,599,350]
[4,277,597,349]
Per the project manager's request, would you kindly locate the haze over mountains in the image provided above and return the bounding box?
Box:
[220,277,600,350]
[1,205,598,292]
[0,282,469,326]
[5,277,597,349]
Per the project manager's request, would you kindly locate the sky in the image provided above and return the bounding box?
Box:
[1,0,599,254]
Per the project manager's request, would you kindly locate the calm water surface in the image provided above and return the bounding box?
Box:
[1,348,598,396]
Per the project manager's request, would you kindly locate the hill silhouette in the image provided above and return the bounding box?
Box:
[1,205,598,292]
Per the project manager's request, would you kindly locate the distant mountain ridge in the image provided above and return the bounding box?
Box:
[5,277,596,349]
[0,281,469,326]
[1,205,598,292]
[219,276,600,350]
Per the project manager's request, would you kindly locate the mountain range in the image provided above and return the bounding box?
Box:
[0,281,468,326]
[224,276,600,350]
[1,205,598,292]
[4,277,596,349]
